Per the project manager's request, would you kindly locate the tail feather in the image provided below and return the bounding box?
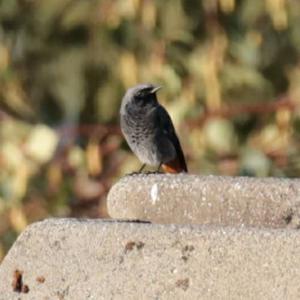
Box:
[162,158,187,173]
[162,142,188,174]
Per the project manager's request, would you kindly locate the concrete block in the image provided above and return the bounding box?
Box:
[1,219,300,299]
[107,174,300,228]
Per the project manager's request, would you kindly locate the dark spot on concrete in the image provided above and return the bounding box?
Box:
[12,270,23,292]
[125,241,136,252]
[53,240,61,249]
[283,210,293,224]
[183,245,194,252]
[12,269,29,293]
[181,245,195,261]
[181,255,188,262]
[125,241,145,252]
[176,278,189,291]
[36,276,45,283]
[136,241,145,249]
[21,285,29,293]
[56,286,70,300]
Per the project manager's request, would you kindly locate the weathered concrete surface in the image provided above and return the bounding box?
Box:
[1,219,300,299]
[107,174,300,228]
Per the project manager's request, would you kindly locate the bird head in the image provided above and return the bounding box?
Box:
[121,83,162,113]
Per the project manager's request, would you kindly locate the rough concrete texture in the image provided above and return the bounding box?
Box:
[1,219,300,299]
[107,174,300,228]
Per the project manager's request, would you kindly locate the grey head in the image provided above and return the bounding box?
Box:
[120,83,161,114]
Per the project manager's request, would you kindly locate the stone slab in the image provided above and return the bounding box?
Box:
[107,174,300,228]
[1,219,300,299]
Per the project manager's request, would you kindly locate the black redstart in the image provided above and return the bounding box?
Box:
[120,83,188,173]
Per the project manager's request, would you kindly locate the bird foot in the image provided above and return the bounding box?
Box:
[145,170,163,175]
[125,170,163,176]
[126,171,140,176]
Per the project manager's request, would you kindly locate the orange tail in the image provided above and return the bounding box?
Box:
[162,157,188,174]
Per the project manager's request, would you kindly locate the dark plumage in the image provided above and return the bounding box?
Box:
[120,83,187,173]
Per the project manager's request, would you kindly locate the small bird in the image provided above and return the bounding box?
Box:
[120,83,188,173]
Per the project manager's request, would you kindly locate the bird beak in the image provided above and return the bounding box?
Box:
[151,86,162,93]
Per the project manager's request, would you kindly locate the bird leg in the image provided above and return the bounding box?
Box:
[143,163,162,174]
[127,163,162,176]
[156,162,162,173]
[126,163,146,176]
[138,163,146,173]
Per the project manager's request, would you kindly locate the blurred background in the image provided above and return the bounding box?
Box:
[1,0,300,260]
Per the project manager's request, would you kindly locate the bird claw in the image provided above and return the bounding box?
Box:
[125,170,163,176]
[145,170,163,175]
[126,171,140,176]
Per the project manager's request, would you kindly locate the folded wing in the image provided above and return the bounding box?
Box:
[156,105,188,173]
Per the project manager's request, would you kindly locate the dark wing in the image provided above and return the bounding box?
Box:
[156,105,188,173]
